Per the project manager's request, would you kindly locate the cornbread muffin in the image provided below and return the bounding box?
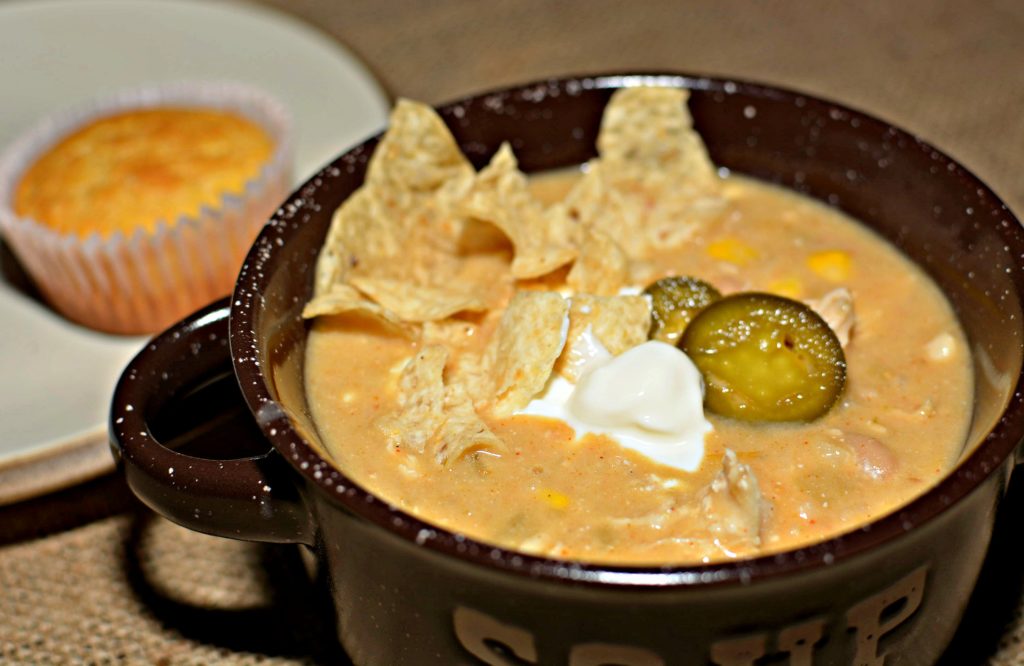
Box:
[14,108,275,238]
[0,83,292,334]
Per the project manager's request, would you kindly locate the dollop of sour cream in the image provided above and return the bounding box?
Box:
[517,336,712,472]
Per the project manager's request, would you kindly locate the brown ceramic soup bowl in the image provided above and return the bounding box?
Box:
[111,74,1024,665]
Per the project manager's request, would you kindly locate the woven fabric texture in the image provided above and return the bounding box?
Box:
[0,512,348,665]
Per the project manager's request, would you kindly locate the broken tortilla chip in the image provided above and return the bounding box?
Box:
[312,99,477,300]
[302,283,411,334]
[462,143,577,279]
[556,294,651,381]
[435,383,506,466]
[420,317,480,353]
[313,188,399,297]
[378,345,506,465]
[368,98,473,195]
[459,291,570,417]
[350,276,490,322]
[378,345,450,454]
[566,227,629,296]
[565,87,725,257]
[598,87,716,183]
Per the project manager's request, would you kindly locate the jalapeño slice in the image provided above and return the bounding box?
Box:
[644,276,722,344]
[679,293,846,422]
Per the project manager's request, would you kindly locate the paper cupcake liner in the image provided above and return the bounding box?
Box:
[0,81,293,335]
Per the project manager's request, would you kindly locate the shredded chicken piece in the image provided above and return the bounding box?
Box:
[807,287,855,347]
[605,499,679,529]
[588,451,767,561]
[698,449,764,550]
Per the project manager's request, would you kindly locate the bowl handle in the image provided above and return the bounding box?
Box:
[110,298,314,546]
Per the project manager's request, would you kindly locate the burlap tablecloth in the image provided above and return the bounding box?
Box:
[3,0,1023,663]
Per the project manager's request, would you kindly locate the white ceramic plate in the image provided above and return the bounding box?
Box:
[0,0,390,504]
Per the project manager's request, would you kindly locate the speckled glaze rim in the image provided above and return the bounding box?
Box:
[230,72,1024,588]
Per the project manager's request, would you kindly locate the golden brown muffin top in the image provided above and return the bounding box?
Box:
[13,108,274,238]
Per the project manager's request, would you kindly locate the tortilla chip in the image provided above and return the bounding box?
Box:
[377,344,505,465]
[435,383,506,465]
[302,283,411,334]
[421,317,480,353]
[573,294,651,355]
[556,294,651,381]
[565,88,725,256]
[566,227,629,296]
[490,291,570,416]
[313,188,399,296]
[378,345,450,454]
[368,98,473,195]
[462,143,577,279]
[458,291,569,416]
[312,99,476,299]
[350,276,490,322]
[597,87,716,183]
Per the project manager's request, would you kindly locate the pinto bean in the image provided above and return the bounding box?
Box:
[842,432,897,480]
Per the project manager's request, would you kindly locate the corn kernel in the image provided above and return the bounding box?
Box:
[707,238,758,265]
[539,489,570,510]
[767,277,804,299]
[807,250,852,282]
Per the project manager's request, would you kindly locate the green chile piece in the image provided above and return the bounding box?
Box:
[679,293,846,422]
[644,276,722,344]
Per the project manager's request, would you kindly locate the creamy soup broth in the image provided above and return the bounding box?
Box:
[305,172,972,565]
